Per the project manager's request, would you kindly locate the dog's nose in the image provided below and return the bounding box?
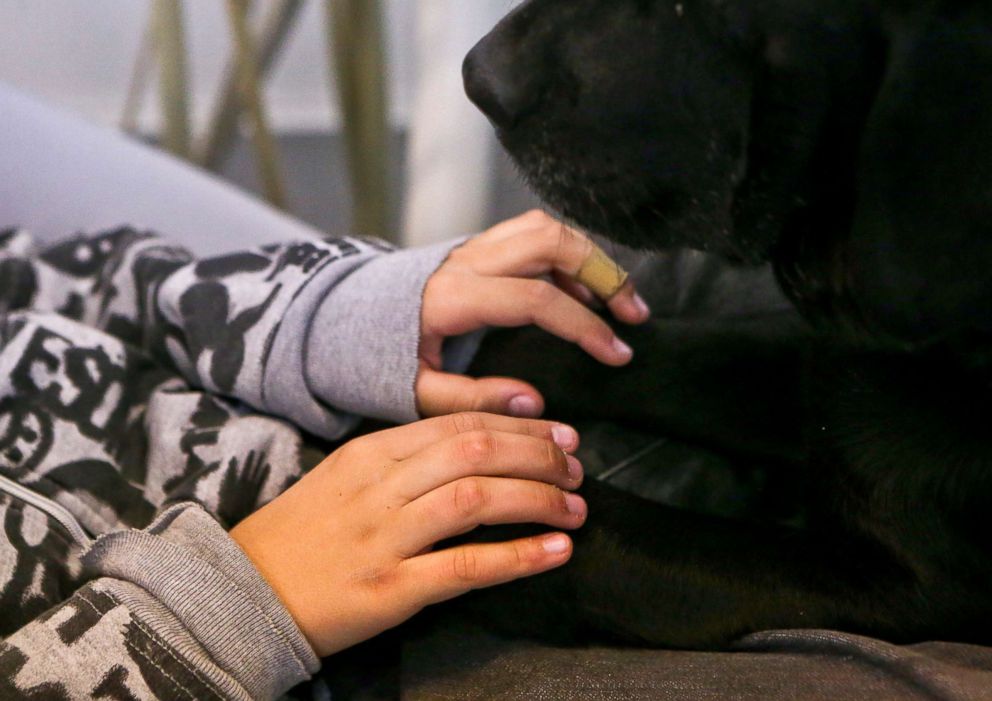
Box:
[463,33,542,130]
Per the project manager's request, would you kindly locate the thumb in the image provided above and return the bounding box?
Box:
[415,370,546,418]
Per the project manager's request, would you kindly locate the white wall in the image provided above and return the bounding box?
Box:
[401,0,507,244]
[0,0,424,132]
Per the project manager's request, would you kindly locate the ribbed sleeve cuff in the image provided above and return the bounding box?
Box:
[305,237,470,425]
[260,245,378,440]
[82,503,320,700]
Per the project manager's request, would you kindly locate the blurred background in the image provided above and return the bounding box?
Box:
[0,0,538,246]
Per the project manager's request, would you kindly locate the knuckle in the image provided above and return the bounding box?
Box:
[451,548,481,583]
[544,439,562,472]
[573,232,595,262]
[335,439,364,463]
[356,522,377,543]
[460,430,498,466]
[523,209,551,226]
[428,276,469,313]
[470,390,495,414]
[453,477,488,517]
[369,462,391,486]
[446,243,473,263]
[547,487,569,514]
[525,419,553,439]
[512,542,531,571]
[425,271,455,299]
[355,565,398,592]
[538,219,565,245]
[600,328,619,349]
[434,393,463,418]
[531,280,559,305]
[447,412,485,436]
[589,316,614,342]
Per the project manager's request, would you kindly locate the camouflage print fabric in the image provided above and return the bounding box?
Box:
[0,227,462,700]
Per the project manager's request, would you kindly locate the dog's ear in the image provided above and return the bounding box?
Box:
[846,11,992,344]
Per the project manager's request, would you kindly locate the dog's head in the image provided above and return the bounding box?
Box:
[464,0,884,265]
[465,1,992,345]
[465,0,768,260]
[465,0,764,259]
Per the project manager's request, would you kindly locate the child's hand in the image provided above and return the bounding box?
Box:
[230,412,585,657]
[418,210,651,418]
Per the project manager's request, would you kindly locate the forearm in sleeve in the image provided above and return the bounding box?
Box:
[1,503,319,701]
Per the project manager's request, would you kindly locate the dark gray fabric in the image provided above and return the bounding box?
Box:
[402,623,992,701]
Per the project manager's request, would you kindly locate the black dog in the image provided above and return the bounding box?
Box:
[454,0,992,650]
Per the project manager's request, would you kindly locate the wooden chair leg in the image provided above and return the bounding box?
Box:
[153,0,191,158]
[226,0,289,210]
[120,14,156,136]
[199,0,304,171]
[325,0,393,240]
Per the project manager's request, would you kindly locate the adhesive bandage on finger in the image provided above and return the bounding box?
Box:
[575,245,629,300]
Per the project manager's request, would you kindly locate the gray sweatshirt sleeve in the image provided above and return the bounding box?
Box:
[155,237,386,439]
[2,229,378,439]
[304,237,483,425]
[0,503,318,700]
[2,227,481,439]
[156,235,478,437]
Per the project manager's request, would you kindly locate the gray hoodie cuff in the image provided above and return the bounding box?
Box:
[82,503,320,700]
[305,237,472,424]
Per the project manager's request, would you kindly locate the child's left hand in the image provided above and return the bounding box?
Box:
[417,210,651,418]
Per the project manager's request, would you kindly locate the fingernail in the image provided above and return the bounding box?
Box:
[612,337,634,360]
[551,425,578,451]
[565,493,587,517]
[542,534,570,554]
[632,292,651,319]
[566,455,583,482]
[509,395,541,418]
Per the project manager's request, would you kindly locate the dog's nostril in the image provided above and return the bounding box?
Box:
[463,37,539,130]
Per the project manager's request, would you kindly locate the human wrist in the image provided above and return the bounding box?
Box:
[229,506,324,656]
[305,238,470,424]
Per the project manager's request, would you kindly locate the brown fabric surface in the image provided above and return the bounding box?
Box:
[402,623,992,701]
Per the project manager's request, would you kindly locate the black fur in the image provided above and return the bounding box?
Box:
[459,0,992,648]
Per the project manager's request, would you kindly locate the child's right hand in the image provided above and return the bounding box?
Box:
[230,413,585,657]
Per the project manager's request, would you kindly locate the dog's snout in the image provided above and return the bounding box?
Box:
[463,33,542,131]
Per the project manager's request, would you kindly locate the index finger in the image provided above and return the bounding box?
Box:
[473,222,650,324]
[365,412,580,461]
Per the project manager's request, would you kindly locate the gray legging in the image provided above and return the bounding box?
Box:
[0,82,319,254]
